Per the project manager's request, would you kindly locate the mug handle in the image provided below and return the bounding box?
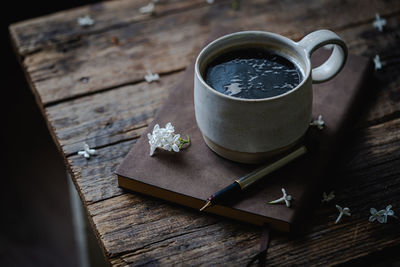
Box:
[298,30,348,84]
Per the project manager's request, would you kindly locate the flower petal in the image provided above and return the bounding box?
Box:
[172,144,179,152]
[150,145,156,156]
[370,208,377,215]
[163,144,172,151]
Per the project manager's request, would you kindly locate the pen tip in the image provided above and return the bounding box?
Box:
[200,201,211,211]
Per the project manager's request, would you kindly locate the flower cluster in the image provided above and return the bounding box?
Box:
[147,123,189,156]
[335,205,351,224]
[144,70,159,83]
[373,54,382,70]
[139,0,158,14]
[77,15,95,27]
[78,143,96,159]
[268,188,292,208]
[310,115,325,130]
[372,13,386,32]
[369,205,396,224]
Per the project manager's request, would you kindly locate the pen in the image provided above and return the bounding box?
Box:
[199,145,308,211]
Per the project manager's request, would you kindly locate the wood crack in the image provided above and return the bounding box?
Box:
[44,67,185,108]
[108,220,221,259]
[65,134,141,158]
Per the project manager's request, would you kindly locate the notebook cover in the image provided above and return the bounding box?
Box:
[116,33,372,232]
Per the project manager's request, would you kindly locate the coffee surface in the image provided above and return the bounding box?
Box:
[205,48,302,99]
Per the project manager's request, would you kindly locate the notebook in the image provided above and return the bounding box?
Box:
[116,31,372,232]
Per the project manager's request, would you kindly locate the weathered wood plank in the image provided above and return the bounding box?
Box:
[46,71,183,156]
[10,0,211,56]
[68,139,136,204]
[68,118,399,265]
[11,0,400,105]
[364,63,400,125]
[344,118,400,172]
[11,0,400,57]
[90,194,260,263]
[43,16,400,160]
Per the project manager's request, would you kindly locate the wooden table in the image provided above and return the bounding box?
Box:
[10,0,400,265]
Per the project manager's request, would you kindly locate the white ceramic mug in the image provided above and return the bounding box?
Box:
[194,30,347,164]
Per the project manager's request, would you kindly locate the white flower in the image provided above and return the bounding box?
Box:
[147,123,189,156]
[139,2,155,14]
[144,70,160,83]
[373,54,382,71]
[369,205,395,223]
[77,143,96,159]
[310,115,325,130]
[77,15,95,27]
[322,191,335,203]
[372,13,386,32]
[335,205,351,224]
[206,0,215,4]
[268,188,292,207]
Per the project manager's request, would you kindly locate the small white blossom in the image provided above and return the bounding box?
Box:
[268,188,292,207]
[78,143,97,159]
[373,54,382,70]
[77,15,95,27]
[310,115,325,130]
[335,205,351,224]
[139,2,155,14]
[369,205,396,223]
[144,70,160,83]
[322,191,335,203]
[206,0,215,4]
[147,123,190,156]
[372,13,386,32]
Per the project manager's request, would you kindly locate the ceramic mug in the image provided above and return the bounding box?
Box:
[194,30,347,164]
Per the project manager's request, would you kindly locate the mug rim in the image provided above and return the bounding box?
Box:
[195,30,311,102]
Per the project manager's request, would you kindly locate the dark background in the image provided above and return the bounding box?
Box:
[2,1,400,266]
[2,1,102,266]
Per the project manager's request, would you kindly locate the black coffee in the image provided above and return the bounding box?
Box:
[205,48,302,99]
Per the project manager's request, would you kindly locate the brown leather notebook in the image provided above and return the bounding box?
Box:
[116,36,371,232]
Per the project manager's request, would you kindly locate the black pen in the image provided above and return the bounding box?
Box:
[199,146,307,211]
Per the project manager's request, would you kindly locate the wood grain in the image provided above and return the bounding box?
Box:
[9,0,400,265]
[69,118,400,266]
[46,71,183,156]
[10,0,400,106]
[10,0,212,56]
